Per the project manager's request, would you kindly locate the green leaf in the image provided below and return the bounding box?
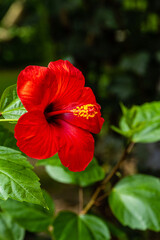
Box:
[53,211,110,240]
[0,191,54,232]
[0,84,26,121]
[0,212,25,240]
[0,125,18,150]
[112,101,160,143]
[109,174,160,231]
[0,146,46,208]
[37,154,105,187]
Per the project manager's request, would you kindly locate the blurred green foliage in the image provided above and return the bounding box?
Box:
[0,0,160,122]
[1,0,160,131]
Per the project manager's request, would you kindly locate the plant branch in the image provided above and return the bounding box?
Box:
[0,0,25,42]
[47,225,55,240]
[1,0,25,29]
[80,142,135,215]
[96,190,111,203]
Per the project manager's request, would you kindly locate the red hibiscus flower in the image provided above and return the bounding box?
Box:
[14,60,104,172]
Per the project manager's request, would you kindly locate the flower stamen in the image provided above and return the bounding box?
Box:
[72,104,98,119]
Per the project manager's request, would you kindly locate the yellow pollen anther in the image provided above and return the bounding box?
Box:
[72,104,98,119]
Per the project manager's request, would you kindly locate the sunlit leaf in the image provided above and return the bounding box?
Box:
[112,101,160,143]
[0,84,26,121]
[109,174,160,231]
[0,146,46,208]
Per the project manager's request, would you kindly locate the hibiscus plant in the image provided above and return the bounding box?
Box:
[0,60,160,239]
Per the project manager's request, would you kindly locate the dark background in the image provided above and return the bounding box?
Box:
[1,0,160,125]
[0,0,160,239]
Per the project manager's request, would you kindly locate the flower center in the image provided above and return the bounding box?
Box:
[72,104,98,119]
[45,104,98,120]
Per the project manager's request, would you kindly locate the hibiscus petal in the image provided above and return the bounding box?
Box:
[48,60,85,110]
[60,87,104,134]
[17,65,56,111]
[14,111,59,159]
[57,120,94,172]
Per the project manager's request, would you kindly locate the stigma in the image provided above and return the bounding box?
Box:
[72,104,98,119]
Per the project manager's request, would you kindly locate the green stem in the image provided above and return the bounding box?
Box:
[0,119,18,122]
[80,142,135,215]
[47,225,55,240]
